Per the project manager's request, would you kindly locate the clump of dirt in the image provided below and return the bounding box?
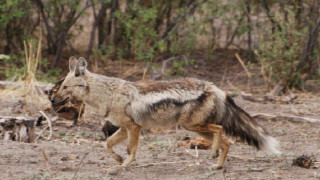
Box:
[292,155,317,169]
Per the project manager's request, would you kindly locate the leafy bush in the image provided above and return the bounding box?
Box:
[0,0,32,53]
[257,6,316,89]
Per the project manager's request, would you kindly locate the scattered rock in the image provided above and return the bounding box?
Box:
[108,168,120,175]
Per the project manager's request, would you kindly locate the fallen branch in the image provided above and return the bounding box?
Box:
[148,56,189,80]
[252,113,320,124]
[239,92,263,103]
[227,81,241,94]
[72,140,93,179]
[235,53,252,92]
[185,146,199,158]
[0,116,36,143]
[39,111,53,140]
[72,152,90,180]
[0,80,54,92]
[228,154,255,161]
[264,77,286,100]
[134,160,190,168]
[219,69,227,88]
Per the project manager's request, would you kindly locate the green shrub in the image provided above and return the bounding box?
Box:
[257,7,308,89]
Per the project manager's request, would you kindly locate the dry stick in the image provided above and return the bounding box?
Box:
[265,77,286,100]
[220,69,227,88]
[252,113,320,124]
[161,57,178,77]
[235,53,252,92]
[35,126,49,141]
[134,160,190,168]
[142,63,149,80]
[42,149,52,174]
[228,154,255,161]
[257,51,270,90]
[72,140,94,179]
[72,152,90,180]
[39,111,53,140]
[185,147,199,158]
[227,81,241,94]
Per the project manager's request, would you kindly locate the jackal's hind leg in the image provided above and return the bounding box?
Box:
[106,127,128,163]
[122,124,141,167]
[211,136,231,170]
[196,132,218,158]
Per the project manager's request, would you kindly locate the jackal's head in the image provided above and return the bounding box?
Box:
[51,57,89,107]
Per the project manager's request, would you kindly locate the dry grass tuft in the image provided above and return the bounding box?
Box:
[0,34,51,113]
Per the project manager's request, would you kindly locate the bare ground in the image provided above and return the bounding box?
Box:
[1,56,320,180]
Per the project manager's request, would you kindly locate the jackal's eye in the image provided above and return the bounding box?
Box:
[63,86,68,90]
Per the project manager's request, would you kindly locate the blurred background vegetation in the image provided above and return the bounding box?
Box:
[0,0,319,92]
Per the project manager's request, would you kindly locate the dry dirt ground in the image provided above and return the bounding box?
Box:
[1,56,320,180]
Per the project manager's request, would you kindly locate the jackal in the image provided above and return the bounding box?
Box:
[52,57,281,169]
[48,77,84,126]
[46,77,119,137]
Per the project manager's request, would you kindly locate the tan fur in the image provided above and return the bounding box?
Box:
[52,57,280,170]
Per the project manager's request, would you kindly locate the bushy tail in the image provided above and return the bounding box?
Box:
[218,96,281,154]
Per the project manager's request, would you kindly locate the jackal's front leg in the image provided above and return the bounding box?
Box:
[121,124,141,167]
[209,124,223,159]
[106,127,128,163]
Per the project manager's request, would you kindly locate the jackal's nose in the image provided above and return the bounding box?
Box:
[50,98,55,103]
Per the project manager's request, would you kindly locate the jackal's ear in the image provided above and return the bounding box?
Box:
[69,56,78,72]
[75,57,87,77]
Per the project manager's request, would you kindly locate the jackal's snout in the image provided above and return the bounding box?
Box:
[51,95,70,108]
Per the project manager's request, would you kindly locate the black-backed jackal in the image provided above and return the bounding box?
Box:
[46,77,119,138]
[52,57,281,169]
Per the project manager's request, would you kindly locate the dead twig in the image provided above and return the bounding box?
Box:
[257,51,271,90]
[252,113,320,124]
[134,160,190,168]
[72,152,89,180]
[240,92,263,103]
[185,146,199,158]
[39,111,53,140]
[219,69,227,88]
[42,149,52,174]
[161,57,178,76]
[235,53,252,92]
[72,139,93,179]
[227,81,241,94]
[264,77,286,100]
[141,62,149,80]
[228,154,255,161]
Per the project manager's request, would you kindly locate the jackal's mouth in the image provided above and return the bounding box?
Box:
[53,97,70,108]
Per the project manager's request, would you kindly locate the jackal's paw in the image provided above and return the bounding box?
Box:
[211,150,219,159]
[211,164,223,170]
